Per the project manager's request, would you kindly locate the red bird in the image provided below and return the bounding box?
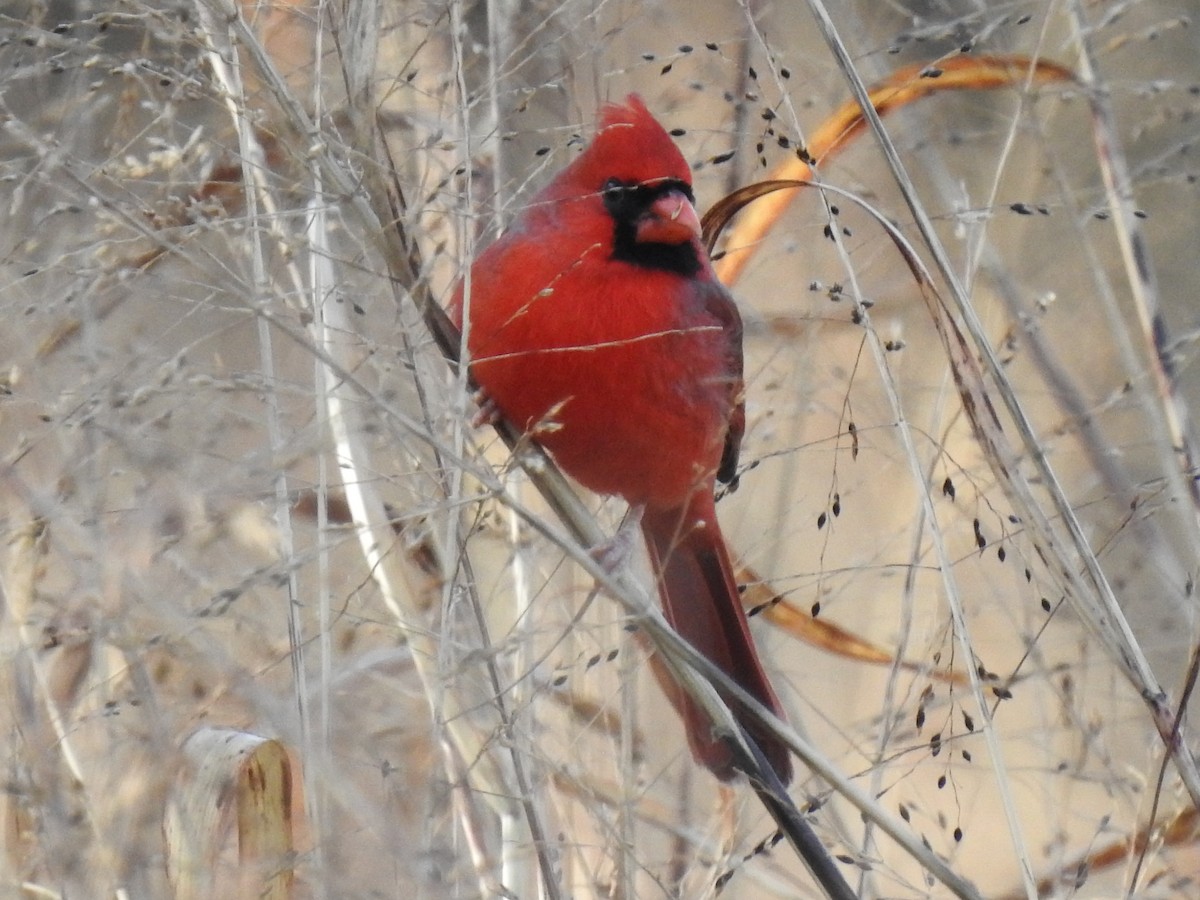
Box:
[451,95,791,784]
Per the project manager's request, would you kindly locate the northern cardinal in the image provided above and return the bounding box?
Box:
[451,95,791,784]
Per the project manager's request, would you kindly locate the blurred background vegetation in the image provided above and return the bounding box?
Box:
[2,0,1200,897]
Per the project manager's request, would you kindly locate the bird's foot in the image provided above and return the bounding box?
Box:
[470,389,502,428]
[590,506,645,573]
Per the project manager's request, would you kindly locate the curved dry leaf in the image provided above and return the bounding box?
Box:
[700,61,1079,692]
[165,727,296,900]
[999,807,1200,900]
[710,55,1075,286]
[738,566,966,686]
[236,738,295,900]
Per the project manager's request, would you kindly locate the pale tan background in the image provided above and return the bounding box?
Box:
[2,0,1199,897]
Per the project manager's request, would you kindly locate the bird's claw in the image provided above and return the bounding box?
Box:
[590,506,645,574]
[470,389,502,428]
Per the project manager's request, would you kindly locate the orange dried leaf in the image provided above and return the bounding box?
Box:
[711,55,1075,286]
[739,568,966,685]
[1013,807,1200,900]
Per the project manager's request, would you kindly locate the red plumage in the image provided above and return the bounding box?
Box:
[451,95,791,784]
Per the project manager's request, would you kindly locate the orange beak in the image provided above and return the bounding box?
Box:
[634,189,702,246]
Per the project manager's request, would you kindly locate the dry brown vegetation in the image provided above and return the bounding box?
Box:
[3,0,1200,897]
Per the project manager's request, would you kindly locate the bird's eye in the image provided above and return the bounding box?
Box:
[602,178,626,196]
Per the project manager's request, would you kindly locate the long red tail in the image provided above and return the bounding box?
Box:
[642,496,793,784]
